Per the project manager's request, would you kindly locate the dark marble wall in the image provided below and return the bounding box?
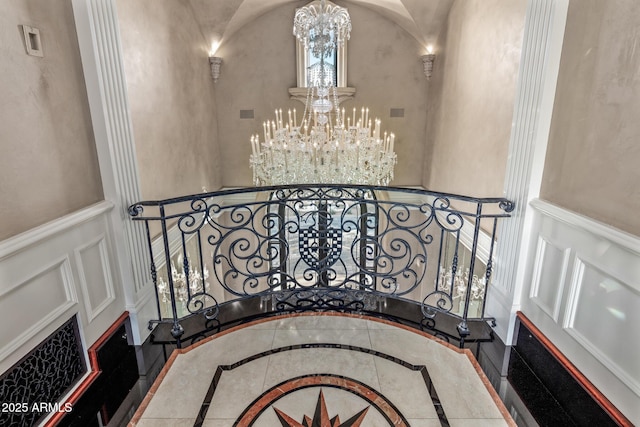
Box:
[508,318,619,427]
[57,321,139,427]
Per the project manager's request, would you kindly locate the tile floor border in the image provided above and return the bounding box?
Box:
[129,312,516,426]
[234,374,410,427]
[194,343,448,425]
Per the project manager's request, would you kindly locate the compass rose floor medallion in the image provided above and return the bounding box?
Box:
[130,314,515,427]
[235,374,408,426]
[274,390,369,427]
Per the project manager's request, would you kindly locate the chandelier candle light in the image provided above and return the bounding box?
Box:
[250,106,395,185]
[249,0,397,186]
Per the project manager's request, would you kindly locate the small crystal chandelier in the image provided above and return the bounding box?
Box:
[157,258,210,313]
[249,0,397,186]
[437,266,487,302]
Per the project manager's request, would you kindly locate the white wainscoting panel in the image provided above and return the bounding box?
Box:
[521,198,640,424]
[529,237,570,321]
[75,234,116,322]
[0,256,77,366]
[0,201,125,375]
[564,259,640,396]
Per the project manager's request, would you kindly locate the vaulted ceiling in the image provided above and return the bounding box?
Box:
[190,0,454,52]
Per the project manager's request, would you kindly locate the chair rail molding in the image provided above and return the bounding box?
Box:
[71,0,153,344]
[0,201,113,260]
[520,198,640,424]
[486,0,570,343]
[0,202,124,375]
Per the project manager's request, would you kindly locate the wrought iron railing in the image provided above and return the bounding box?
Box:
[128,185,514,346]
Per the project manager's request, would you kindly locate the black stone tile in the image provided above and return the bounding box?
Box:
[509,320,619,427]
[149,295,494,351]
[478,330,509,376]
[95,324,131,376]
[56,320,139,427]
[508,347,576,426]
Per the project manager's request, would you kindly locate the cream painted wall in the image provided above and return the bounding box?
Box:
[540,0,640,237]
[214,1,428,187]
[0,0,103,241]
[214,4,297,188]
[346,2,428,186]
[423,0,526,197]
[117,0,221,201]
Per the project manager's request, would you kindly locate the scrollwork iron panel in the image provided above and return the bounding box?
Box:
[129,185,514,342]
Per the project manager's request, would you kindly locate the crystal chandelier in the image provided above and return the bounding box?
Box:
[249,0,397,186]
[437,266,487,302]
[157,258,210,313]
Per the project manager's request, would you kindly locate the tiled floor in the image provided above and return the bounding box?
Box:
[130,314,515,427]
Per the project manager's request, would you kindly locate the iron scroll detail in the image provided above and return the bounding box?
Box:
[128,185,514,344]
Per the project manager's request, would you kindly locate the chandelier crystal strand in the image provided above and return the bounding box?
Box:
[250,0,396,186]
[293,0,351,52]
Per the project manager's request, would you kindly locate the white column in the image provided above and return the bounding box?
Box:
[72,0,154,344]
[487,0,570,343]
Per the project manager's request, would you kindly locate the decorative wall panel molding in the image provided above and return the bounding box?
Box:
[563,259,640,396]
[520,198,640,424]
[529,237,570,321]
[531,198,640,254]
[0,201,113,260]
[0,256,77,366]
[75,234,116,322]
[0,202,124,378]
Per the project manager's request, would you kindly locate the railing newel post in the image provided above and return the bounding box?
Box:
[457,202,484,338]
[159,204,185,345]
[144,219,163,324]
[480,217,500,318]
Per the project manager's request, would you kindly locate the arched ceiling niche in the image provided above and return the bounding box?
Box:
[189,0,454,53]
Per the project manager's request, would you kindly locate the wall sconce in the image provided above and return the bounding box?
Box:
[209,56,222,82]
[421,46,435,80]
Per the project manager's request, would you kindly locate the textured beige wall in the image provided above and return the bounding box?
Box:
[423,0,526,197]
[346,2,428,186]
[117,0,221,200]
[214,4,297,188]
[215,2,428,187]
[541,0,640,236]
[0,0,103,241]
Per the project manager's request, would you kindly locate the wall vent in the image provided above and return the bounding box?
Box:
[240,109,255,119]
[390,108,405,118]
